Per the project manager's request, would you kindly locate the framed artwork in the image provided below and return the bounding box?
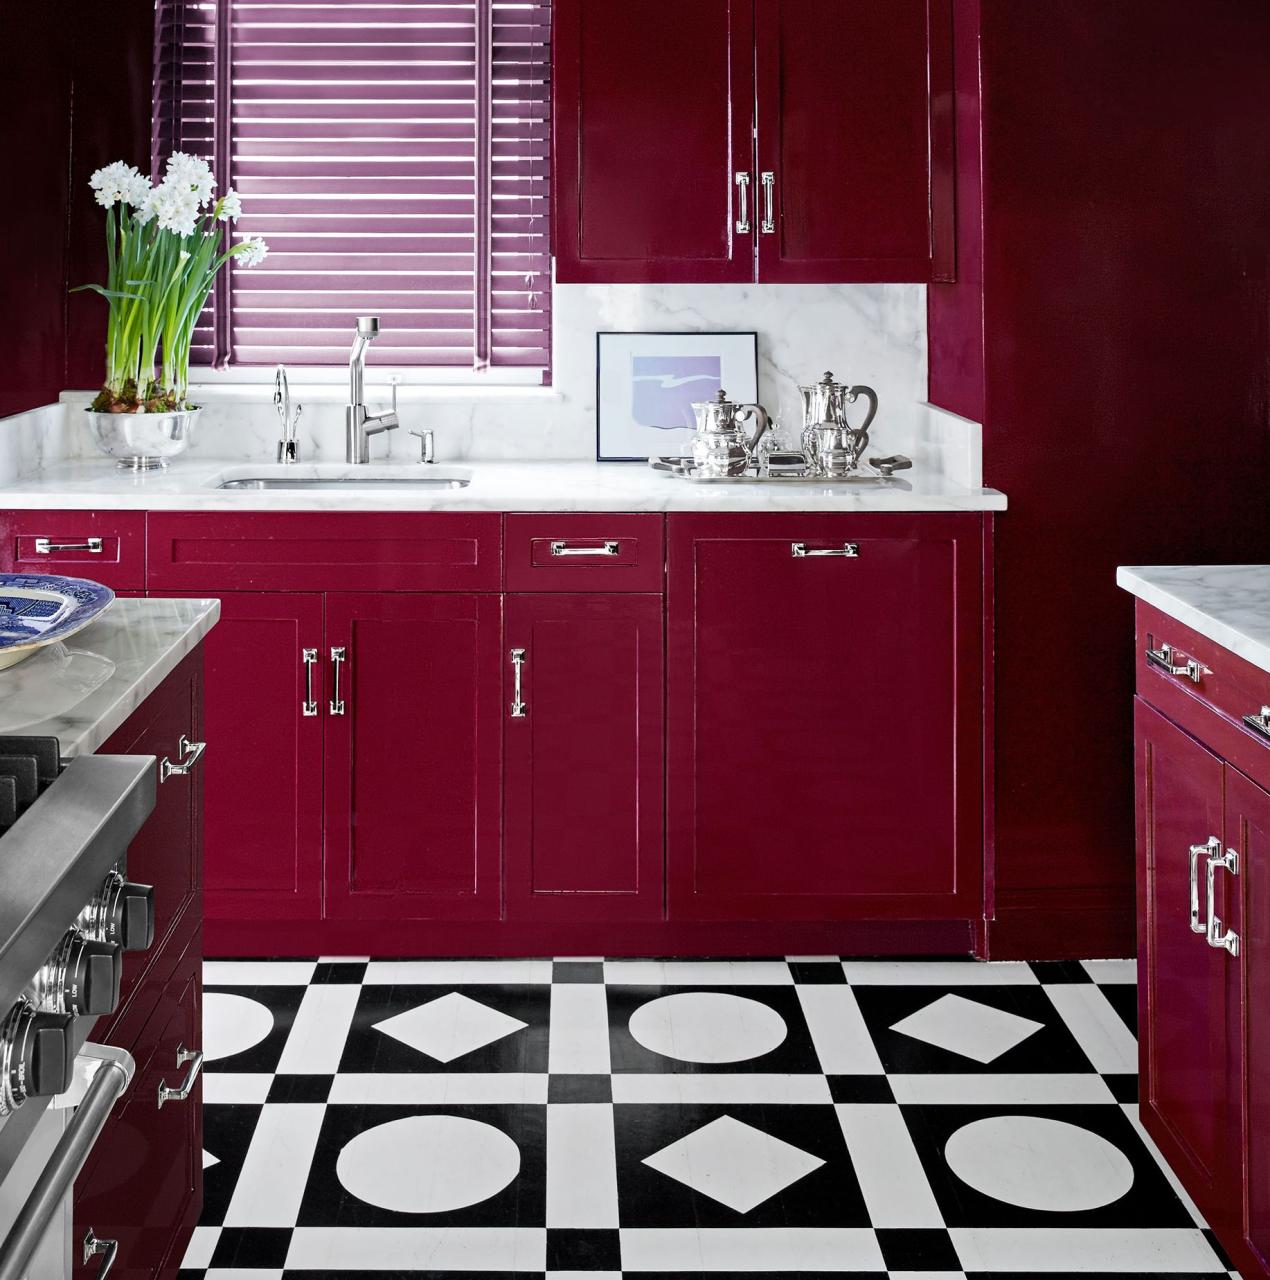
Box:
[595,331,760,461]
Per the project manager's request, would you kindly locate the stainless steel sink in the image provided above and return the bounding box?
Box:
[207,465,472,491]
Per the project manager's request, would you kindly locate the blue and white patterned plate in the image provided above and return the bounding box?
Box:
[0,574,115,671]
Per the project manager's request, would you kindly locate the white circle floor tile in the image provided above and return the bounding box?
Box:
[944,1114,1135,1211]
[335,1114,521,1213]
[202,992,274,1062]
[628,990,787,1063]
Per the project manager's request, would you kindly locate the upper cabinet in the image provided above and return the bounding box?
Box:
[552,0,954,284]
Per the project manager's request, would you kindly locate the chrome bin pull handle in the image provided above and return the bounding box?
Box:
[157,1044,204,1108]
[550,540,620,557]
[1189,836,1219,934]
[34,537,103,555]
[791,542,860,558]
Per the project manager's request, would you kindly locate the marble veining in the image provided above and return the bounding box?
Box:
[1118,564,1270,677]
[0,597,220,755]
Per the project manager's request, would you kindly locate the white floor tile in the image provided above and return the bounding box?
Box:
[835,1103,943,1227]
[890,992,1043,1063]
[1082,958,1138,983]
[277,981,360,1074]
[180,1225,220,1268]
[1044,983,1139,1073]
[611,1073,831,1105]
[374,991,526,1063]
[603,959,793,985]
[548,982,611,1074]
[203,991,274,1062]
[203,960,316,986]
[205,1271,283,1279]
[286,1226,546,1271]
[546,1103,619,1227]
[318,955,370,963]
[949,1226,1225,1272]
[203,1073,273,1104]
[363,959,552,984]
[628,991,788,1064]
[889,1072,1115,1105]
[224,1103,325,1227]
[620,1227,885,1271]
[842,960,1038,985]
[796,984,884,1074]
[328,1072,548,1106]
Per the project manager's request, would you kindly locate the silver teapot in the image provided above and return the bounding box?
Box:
[689,389,771,477]
[798,370,879,475]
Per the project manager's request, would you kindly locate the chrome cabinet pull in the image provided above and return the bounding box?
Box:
[1243,705,1270,741]
[330,646,347,715]
[157,1044,203,1108]
[1145,641,1209,685]
[550,540,620,557]
[760,171,776,234]
[159,735,206,783]
[1205,848,1240,956]
[1189,836,1219,934]
[791,542,859,558]
[510,648,527,719]
[301,647,319,717]
[734,172,752,234]
[34,537,103,555]
[82,1229,118,1276]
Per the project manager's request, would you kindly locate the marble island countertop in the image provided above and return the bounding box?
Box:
[1117,565,1270,676]
[0,597,220,756]
[0,457,1006,513]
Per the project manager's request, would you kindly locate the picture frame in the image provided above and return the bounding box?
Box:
[595,330,760,462]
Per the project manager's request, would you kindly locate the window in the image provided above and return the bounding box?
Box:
[154,0,551,380]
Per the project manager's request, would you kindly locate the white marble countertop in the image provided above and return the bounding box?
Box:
[0,457,1006,513]
[1117,565,1270,676]
[0,598,220,756]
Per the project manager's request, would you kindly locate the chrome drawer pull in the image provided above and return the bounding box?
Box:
[510,648,527,718]
[1145,642,1208,684]
[734,171,751,234]
[1205,848,1240,956]
[157,1045,203,1108]
[791,542,859,558]
[330,646,347,715]
[760,171,776,234]
[34,537,103,555]
[1243,706,1270,741]
[83,1229,118,1276]
[1189,836,1219,934]
[550,540,620,557]
[301,647,319,717]
[159,736,206,783]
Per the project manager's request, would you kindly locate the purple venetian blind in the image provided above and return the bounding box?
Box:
[153,0,552,376]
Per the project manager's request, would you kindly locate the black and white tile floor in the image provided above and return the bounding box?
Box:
[179,956,1243,1279]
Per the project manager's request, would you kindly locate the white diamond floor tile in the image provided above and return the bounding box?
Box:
[373,990,527,1063]
[889,991,1045,1063]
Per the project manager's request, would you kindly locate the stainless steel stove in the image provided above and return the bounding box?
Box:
[0,737,156,1280]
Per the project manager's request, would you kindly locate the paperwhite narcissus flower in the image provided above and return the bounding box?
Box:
[165,151,215,206]
[122,171,153,208]
[217,188,243,222]
[89,161,144,208]
[143,182,201,237]
[236,236,269,268]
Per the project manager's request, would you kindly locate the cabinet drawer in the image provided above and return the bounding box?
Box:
[148,512,501,592]
[1136,601,1270,789]
[0,510,146,590]
[505,514,664,591]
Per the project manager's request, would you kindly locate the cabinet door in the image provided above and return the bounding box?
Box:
[667,514,981,920]
[1135,699,1240,1223]
[194,593,325,926]
[754,0,953,282]
[325,593,502,920]
[505,594,664,921]
[553,0,755,282]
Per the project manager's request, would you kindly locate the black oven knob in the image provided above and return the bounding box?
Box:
[78,873,155,953]
[1,1004,75,1111]
[64,936,123,1017]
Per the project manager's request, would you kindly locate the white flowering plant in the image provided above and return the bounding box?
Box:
[78,152,268,413]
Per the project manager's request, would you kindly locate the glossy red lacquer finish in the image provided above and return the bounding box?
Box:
[147,511,502,593]
[504,514,665,593]
[505,593,664,921]
[667,513,983,922]
[323,593,503,921]
[552,0,755,283]
[0,509,148,592]
[754,0,953,283]
[1135,698,1240,1235]
[929,1,1270,958]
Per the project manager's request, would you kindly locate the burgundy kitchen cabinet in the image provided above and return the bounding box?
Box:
[323,593,503,922]
[504,593,664,921]
[553,0,953,284]
[0,509,147,592]
[667,513,983,921]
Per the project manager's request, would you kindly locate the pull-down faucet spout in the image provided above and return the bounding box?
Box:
[345,315,399,463]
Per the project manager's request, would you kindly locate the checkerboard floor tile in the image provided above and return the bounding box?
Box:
[182,956,1241,1278]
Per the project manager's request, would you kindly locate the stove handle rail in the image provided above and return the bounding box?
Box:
[0,1043,135,1280]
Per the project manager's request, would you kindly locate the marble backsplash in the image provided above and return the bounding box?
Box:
[4,283,929,469]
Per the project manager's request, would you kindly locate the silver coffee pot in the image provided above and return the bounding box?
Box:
[798,370,879,475]
[689,389,771,477]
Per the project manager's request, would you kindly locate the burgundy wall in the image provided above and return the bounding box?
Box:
[931,2,1270,958]
[0,1,154,417]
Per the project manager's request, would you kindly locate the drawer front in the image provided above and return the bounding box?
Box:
[148,511,502,592]
[505,514,665,592]
[1136,601,1270,789]
[0,509,146,589]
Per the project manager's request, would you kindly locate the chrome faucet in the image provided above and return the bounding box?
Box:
[274,364,302,463]
[346,316,399,463]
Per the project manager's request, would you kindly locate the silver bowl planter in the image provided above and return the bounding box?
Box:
[85,406,202,470]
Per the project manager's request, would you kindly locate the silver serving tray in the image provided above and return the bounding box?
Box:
[649,455,913,487]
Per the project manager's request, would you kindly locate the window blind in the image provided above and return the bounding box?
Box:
[153,0,551,375]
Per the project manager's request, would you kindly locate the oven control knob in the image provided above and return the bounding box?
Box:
[65,937,123,1017]
[78,874,155,953]
[1,1005,75,1110]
